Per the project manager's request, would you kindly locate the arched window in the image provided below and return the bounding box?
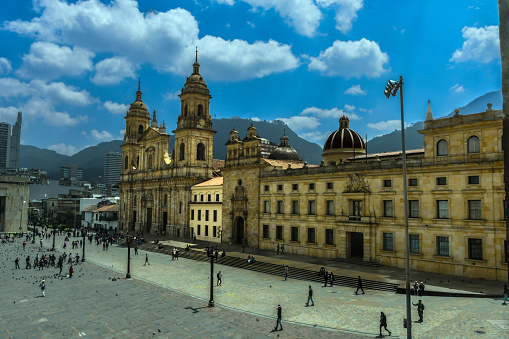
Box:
[198,104,203,116]
[437,139,448,156]
[138,125,144,135]
[124,156,128,170]
[467,136,480,153]
[148,154,153,169]
[179,143,185,160]
[184,104,188,117]
[197,143,205,160]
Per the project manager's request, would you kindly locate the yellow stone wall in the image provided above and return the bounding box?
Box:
[0,176,29,233]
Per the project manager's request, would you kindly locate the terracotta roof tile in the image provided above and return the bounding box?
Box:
[93,204,119,212]
[193,177,223,187]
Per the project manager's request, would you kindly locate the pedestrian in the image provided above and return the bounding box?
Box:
[284,265,289,281]
[305,286,314,306]
[355,275,365,294]
[134,245,138,255]
[329,272,334,287]
[40,279,46,297]
[23,241,26,250]
[418,282,425,296]
[379,312,391,336]
[274,305,283,331]
[144,254,150,265]
[69,265,73,278]
[281,244,284,255]
[502,284,508,305]
[103,242,106,251]
[106,242,109,251]
[412,299,425,322]
[40,239,43,248]
[323,271,328,287]
[276,243,280,255]
[217,271,222,286]
[413,281,419,295]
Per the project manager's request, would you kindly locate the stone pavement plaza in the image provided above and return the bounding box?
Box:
[1,234,508,338]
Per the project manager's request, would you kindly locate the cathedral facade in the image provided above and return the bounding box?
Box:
[119,57,218,237]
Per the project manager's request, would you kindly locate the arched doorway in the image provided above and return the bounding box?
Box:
[236,217,244,244]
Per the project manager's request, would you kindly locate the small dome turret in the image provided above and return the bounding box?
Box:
[269,131,301,162]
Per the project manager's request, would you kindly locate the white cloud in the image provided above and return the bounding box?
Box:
[48,143,78,156]
[251,117,261,121]
[22,97,88,127]
[0,106,19,123]
[345,84,366,95]
[359,107,372,113]
[308,39,389,78]
[0,78,95,106]
[195,36,299,81]
[301,106,361,120]
[243,0,322,37]
[367,119,408,131]
[164,91,180,101]
[450,84,465,93]
[450,25,500,63]
[276,115,321,131]
[247,21,255,28]
[0,58,12,75]
[90,129,114,141]
[300,130,331,143]
[103,101,129,114]
[92,56,136,85]
[344,104,355,111]
[17,42,94,80]
[316,0,363,34]
[213,0,235,4]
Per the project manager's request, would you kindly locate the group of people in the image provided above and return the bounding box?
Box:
[247,254,256,263]
[276,243,285,255]
[413,281,425,296]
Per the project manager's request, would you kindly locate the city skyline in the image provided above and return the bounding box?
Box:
[0,0,502,155]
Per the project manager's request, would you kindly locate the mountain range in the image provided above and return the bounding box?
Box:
[19,89,502,180]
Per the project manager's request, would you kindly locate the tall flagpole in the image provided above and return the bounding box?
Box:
[399,76,412,339]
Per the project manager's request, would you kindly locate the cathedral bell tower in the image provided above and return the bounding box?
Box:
[173,50,216,177]
[122,79,150,173]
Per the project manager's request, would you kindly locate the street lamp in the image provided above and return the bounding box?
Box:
[82,228,87,262]
[52,224,56,251]
[126,236,133,279]
[206,245,225,307]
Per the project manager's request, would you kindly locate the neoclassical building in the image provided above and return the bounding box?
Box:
[119,56,220,237]
[222,103,506,281]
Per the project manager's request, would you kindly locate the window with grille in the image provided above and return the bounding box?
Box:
[437,177,447,185]
[383,200,393,217]
[408,178,418,186]
[436,236,449,257]
[277,200,284,214]
[326,200,334,215]
[291,227,298,241]
[468,238,483,260]
[264,185,269,192]
[326,182,333,189]
[292,184,298,190]
[292,200,299,214]
[383,233,393,251]
[308,200,316,215]
[468,200,481,220]
[262,225,269,238]
[276,226,283,240]
[325,229,334,245]
[409,200,419,218]
[468,176,479,184]
[307,228,316,243]
[309,183,315,190]
[264,201,270,213]
[383,179,392,187]
[410,234,420,254]
[437,200,448,219]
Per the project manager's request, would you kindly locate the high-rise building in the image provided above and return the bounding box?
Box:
[59,164,83,181]
[104,152,122,187]
[0,112,22,170]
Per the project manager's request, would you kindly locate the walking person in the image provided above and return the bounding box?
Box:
[503,284,508,305]
[284,265,289,281]
[217,271,222,286]
[323,271,328,287]
[281,244,284,255]
[276,243,280,255]
[15,257,20,269]
[144,253,150,265]
[69,265,73,278]
[134,245,138,255]
[274,305,283,331]
[412,299,425,322]
[379,312,391,337]
[418,282,425,296]
[39,280,46,297]
[305,286,314,306]
[355,275,365,294]
[329,272,334,287]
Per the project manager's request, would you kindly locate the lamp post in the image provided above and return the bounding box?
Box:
[126,236,133,279]
[52,224,56,251]
[82,228,87,262]
[206,245,224,307]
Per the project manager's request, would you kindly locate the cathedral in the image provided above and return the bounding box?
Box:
[119,59,507,281]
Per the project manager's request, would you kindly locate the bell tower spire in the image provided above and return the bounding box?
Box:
[136,77,142,102]
[193,46,200,75]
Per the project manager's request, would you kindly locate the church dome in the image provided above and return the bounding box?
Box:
[323,115,365,151]
[269,134,301,162]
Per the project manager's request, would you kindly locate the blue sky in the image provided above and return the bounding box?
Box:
[0,0,501,155]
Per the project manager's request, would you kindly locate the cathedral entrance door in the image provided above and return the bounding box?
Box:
[236,217,244,244]
[349,232,364,257]
[146,208,152,233]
